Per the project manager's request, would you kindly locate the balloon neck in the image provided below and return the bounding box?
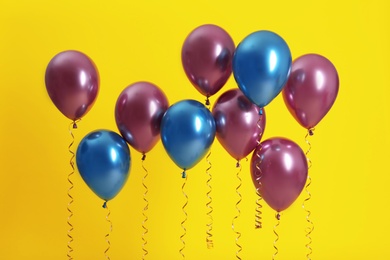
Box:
[142,153,146,161]
[308,128,315,136]
[102,201,107,208]
[205,97,210,106]
[182,171,187,178]
[73,122,78,129]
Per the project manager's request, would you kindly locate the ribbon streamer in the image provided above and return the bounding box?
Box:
[102,201,113,260]
[255,112,264,229]
[205,151,214,249]
[67,120,79,259]
[179,173,188,259]
[272,212,281,260]
[141,154,149,259]
[232,161,242,260]
[303,128,315,259]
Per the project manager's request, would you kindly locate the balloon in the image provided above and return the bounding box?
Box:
[182,24,235,97]
[282,54,339,129]
[161,100,216,173]
[251,137,307,212]
[45,50,99,121]
[212,88,266,161]
[76,130,131,201]
[115,82,169,154]
[232,30,292,108]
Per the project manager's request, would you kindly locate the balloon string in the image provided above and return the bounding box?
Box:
[180,173,188,259]
[205,151,214,249]
[102,201,112,260]
[141,154,149,259]
[232,161,242,260]
[66,120,79,259]
[255,111,264,229]
[272,212,281,260]
[303,128,315,259]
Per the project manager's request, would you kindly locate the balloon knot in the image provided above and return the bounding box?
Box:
[205,97,210,106]
[276,212,281,220]
[182,171,187,178]
[73,122,78,129]
[142,153,146,161]
[259,108,263,115]
[309,128,314,136]
[102,201,107,208]
[236,161,240,168]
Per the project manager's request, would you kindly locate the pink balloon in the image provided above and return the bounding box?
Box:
[212,89,265,161]
[182,24,235,98]
[282,54,339,129]
[115,82,169,154]
[45,50,99,121]
[251,137,308,212]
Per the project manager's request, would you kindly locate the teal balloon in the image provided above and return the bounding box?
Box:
[233,30,292,107]
[76,130,131,201]
[161,100,216,172]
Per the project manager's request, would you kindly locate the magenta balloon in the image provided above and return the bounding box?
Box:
[282,54,339,129]
[45,50,99,121]
[182,24,235,97]
[251,137,308,212]
[115,82,169,154]
[212,89,265,161]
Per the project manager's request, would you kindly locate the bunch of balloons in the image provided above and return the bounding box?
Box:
[45,24,338,213]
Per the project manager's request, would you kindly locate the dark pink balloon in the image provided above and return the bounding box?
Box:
[182,24,235,97]
[212,89,265,161]
[282,54,339,129]
[251,137,308,212]
[115,82,169,154]
[45,50,99,121]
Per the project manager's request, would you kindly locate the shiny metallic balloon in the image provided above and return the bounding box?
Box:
[115,82,169,154]
[76,130,131,201]
[45,50,99,120]
[251,137,307,212]
[283,54,339,129]
[212,88,265,161]
[233,30,291,108]
[182,24,235,97]
[161,100,216,172]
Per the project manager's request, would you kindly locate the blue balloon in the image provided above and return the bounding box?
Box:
[76,130,131,201]
[161,100,216,173]
[232,30,292,108]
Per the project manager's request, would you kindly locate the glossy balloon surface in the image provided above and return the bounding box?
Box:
[233,30,291,107]
[76,130,131,201]
[161,100,216,171]
[45,50,99,120]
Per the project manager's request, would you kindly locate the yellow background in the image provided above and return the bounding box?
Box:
[1,0,389,259]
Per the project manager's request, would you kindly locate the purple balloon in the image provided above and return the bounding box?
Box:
[212,89,265,161]
[251,137,308,212]
[45,50,99,121]
[282,54,339,129]
[182,24,235,97]
[115,82,169,154]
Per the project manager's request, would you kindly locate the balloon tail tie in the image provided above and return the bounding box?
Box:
[205,151,214,249]
[232,161,242,260]
[272,212,281,260]
[103,202,112,260]
[303,128,315,259]
[205,97,211,108]
[254,113,264,229]
[180,175,188,259]
[67,121,77,260]
[141,155,149,259]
